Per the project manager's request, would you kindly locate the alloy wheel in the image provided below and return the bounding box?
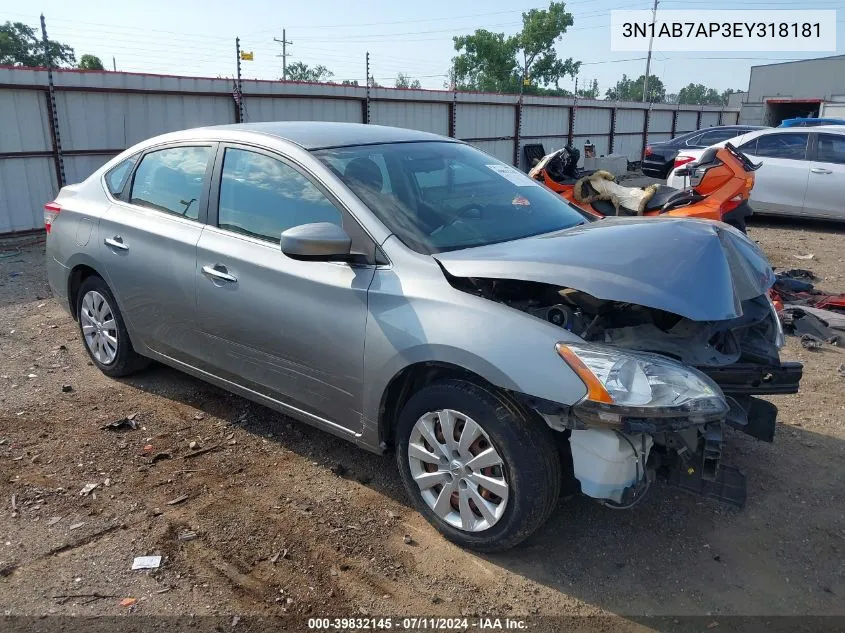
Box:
[80,290,118,365]
[407,409,509,532]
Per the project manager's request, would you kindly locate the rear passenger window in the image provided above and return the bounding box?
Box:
[130,146,212,220]
[753,133,809,160]
[104,155,139,198]
[816,134,845,165]
[217,148,342,242]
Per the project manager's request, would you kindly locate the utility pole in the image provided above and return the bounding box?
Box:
[642,0,658,103]
[40,14,65,188]
[274,30,293,80]
[235,37,244,123]
[112,56,116,71]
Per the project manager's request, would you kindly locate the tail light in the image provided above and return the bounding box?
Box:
[44,202,61,233]
[720,195,745,213]
[673,156,696,169]
[644,146,653,157]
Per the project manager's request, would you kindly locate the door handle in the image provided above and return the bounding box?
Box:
[104,236,129,250]
[202,264,238,283]
[810,168,832,175]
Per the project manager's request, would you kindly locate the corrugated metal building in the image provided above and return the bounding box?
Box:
[739,55,845,126]
[0,66,737,234]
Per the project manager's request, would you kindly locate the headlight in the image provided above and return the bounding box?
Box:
[768,295,785,350]
[556,343,728,426]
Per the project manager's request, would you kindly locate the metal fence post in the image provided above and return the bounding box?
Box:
[513,97,522,167]
[670,109,678,137]
[609,105,617,155]
[234,37,244,123]
[40,14,65,188]
[365,52,371,124]
[448,76,457,138]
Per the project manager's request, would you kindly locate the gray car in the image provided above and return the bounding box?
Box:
[45,122,802,551]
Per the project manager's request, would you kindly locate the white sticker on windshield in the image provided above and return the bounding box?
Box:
[486,164,538,187]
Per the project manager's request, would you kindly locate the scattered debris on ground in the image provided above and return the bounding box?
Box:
[131,556,162,571]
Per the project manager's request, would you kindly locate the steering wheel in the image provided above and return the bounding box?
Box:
[431,203,486,236]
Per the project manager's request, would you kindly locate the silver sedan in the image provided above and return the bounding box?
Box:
[46,122,800,550]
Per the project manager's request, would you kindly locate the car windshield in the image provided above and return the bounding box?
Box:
[314,141,587,254]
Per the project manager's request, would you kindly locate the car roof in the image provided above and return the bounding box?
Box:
[662,125,764,143]
[807,125,845,133]
[675,124,845,159]
[196,121,457,150]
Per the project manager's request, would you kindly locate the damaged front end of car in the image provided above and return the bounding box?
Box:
[435,218,803,508]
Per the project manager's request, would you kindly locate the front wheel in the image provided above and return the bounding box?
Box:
[395,379,561,552]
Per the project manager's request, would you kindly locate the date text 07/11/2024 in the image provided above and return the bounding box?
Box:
[307,617,528,630]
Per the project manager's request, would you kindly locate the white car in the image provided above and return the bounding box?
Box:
[667,125,845,220]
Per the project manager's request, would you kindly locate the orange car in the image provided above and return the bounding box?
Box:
[530,143,761,232]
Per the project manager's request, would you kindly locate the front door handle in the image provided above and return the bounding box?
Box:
[104,236,129,250]
[202,264,238,283]
[810,168,832,175]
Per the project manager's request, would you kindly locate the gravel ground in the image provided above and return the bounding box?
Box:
[0,218,843,624]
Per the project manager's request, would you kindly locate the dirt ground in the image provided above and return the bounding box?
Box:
[0,217,843,626]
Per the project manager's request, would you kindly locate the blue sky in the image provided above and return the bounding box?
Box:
[4,0,843,95]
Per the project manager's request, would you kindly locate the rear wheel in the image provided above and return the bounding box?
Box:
[76,276,148,377]
[395,379,561,552]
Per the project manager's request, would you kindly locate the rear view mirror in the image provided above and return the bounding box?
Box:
[281,222,352,261]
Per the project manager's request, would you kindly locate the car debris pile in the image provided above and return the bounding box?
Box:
[770,269,845,350]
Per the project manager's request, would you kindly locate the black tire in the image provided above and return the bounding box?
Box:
[395,379,561,552]
[76,275,148,377]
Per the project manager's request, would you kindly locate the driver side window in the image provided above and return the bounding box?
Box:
[217,148,343,242]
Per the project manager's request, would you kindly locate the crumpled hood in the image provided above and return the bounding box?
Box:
[433,217,775,322]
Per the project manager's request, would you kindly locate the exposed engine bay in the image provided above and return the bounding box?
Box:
[453,276,783,367]
[448,274,802,508]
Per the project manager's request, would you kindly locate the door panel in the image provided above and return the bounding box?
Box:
[194,145,376,432]
[99,205,204,358]
[194,228,374,431]
[804,133,845,219]
[741,132,810,216]
[98,144,215,360]
[745,157,810,216]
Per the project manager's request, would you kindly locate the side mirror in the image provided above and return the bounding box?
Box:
[281,222,352,261]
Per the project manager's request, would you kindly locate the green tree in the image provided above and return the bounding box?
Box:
[605,74,665,103]
[285,62,333,82]
[677,83,722,106]
[395,72,422,89]
[576,78,599,99]
[0,21,75,67]
[78,54,104,70]
[452,1,580,93]
[341,79,359,86]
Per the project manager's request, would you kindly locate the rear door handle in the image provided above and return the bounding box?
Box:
[104,236,129,250]
[202,264,238,283]
[810,168,832,175]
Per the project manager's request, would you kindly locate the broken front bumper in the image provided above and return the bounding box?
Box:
[662,361,803,506]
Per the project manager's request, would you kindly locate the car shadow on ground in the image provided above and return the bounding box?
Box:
[118,360,845,618]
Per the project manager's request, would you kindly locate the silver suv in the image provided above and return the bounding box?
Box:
[46,122,801,551]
